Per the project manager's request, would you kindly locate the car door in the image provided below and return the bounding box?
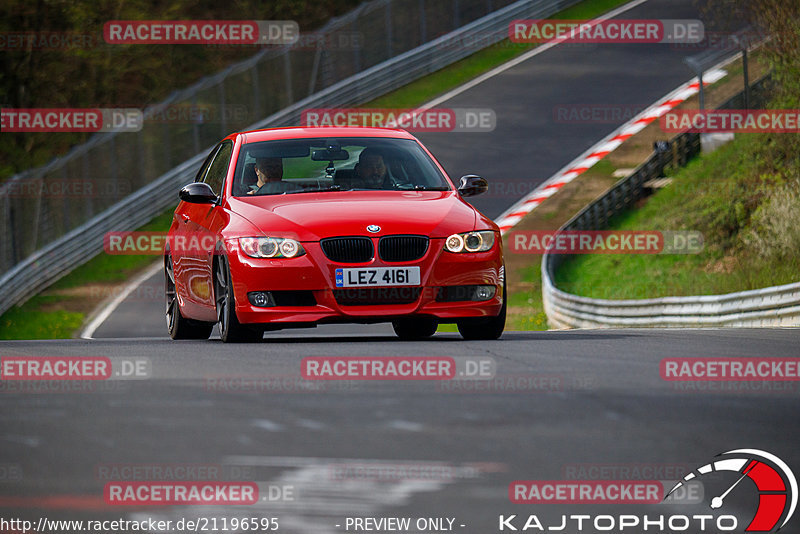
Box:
[186,141,233,311]
[173,142,227,313]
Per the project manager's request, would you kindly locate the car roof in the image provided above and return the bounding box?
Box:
[233,126,417,144]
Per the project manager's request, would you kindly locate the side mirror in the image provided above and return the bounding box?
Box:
[457,175,488,197]
[179,182,218,204]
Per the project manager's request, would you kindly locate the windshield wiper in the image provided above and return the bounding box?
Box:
[403,185,450,191]
[283,185,349,194]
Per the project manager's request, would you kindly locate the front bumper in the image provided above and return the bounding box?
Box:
[227,237,504,325]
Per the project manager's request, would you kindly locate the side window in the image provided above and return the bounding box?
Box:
[195,144,220,183]
[203,142,233,196]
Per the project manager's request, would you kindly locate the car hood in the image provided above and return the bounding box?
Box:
[227,191,479,241]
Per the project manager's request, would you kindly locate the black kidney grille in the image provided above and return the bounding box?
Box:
[379,235,429,262]
[320,237,374,263]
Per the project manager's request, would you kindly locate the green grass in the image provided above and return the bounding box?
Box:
[554,133,800,300]
[508,283,550,331]
[0,208,175,340]
[0,296,85,340]
[50,209,174,290]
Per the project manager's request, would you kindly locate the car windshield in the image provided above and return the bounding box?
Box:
[231,137,451,196]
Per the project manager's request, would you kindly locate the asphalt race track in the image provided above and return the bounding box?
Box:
[415,0,711,219]
[1,329,799,532]
[3,1,799,532]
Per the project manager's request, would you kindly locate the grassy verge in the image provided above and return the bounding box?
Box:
[0,0,645,339]
[0,210,174,340]
[554,132,800,299]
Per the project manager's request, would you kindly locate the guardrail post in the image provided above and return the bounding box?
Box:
[110,136,119,211]
[698,71,705,110]
[419,0,427,42]
[7,197,17,265]
[28,176,41,251]
[742,48,750,109]
[162,122,171,171]
[137,128,147,198]
[83,152,93,220]
[282,50,294,106]
[251,64,261,118]
[352,19,362,74]
[308,42,323,96]
[218,81,227,136]
[385,1,393,59]
[192,95,201,155]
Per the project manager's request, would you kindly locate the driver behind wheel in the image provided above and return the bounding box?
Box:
[248,157,299,194]
[355,148,395,189]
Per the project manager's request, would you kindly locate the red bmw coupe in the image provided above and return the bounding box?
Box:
[165,127,505,342]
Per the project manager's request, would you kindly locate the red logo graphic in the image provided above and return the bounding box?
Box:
[666,449,797,532]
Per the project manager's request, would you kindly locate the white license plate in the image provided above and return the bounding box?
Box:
[335,267,421,287]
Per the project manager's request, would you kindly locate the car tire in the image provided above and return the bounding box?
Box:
[392,317,438,340]
[214,255,263,343]
[165,254,213,340]
[457,283,506,340]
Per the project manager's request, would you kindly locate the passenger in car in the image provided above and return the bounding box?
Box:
[248,157,299,194]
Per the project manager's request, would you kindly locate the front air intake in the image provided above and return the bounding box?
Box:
[320,237,374,263]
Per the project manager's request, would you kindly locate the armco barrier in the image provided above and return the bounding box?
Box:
[543,276,800,328]
[541,74,800,328]
[0,0,582,317]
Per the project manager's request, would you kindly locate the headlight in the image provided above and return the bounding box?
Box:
[444,231,495,253]
[239,237,305,258]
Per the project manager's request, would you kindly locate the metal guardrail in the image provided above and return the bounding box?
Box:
[543,276,800,328]
[541,74,800,328]
[0,0,583,317]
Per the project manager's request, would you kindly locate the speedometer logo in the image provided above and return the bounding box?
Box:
[665,449,797,532]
